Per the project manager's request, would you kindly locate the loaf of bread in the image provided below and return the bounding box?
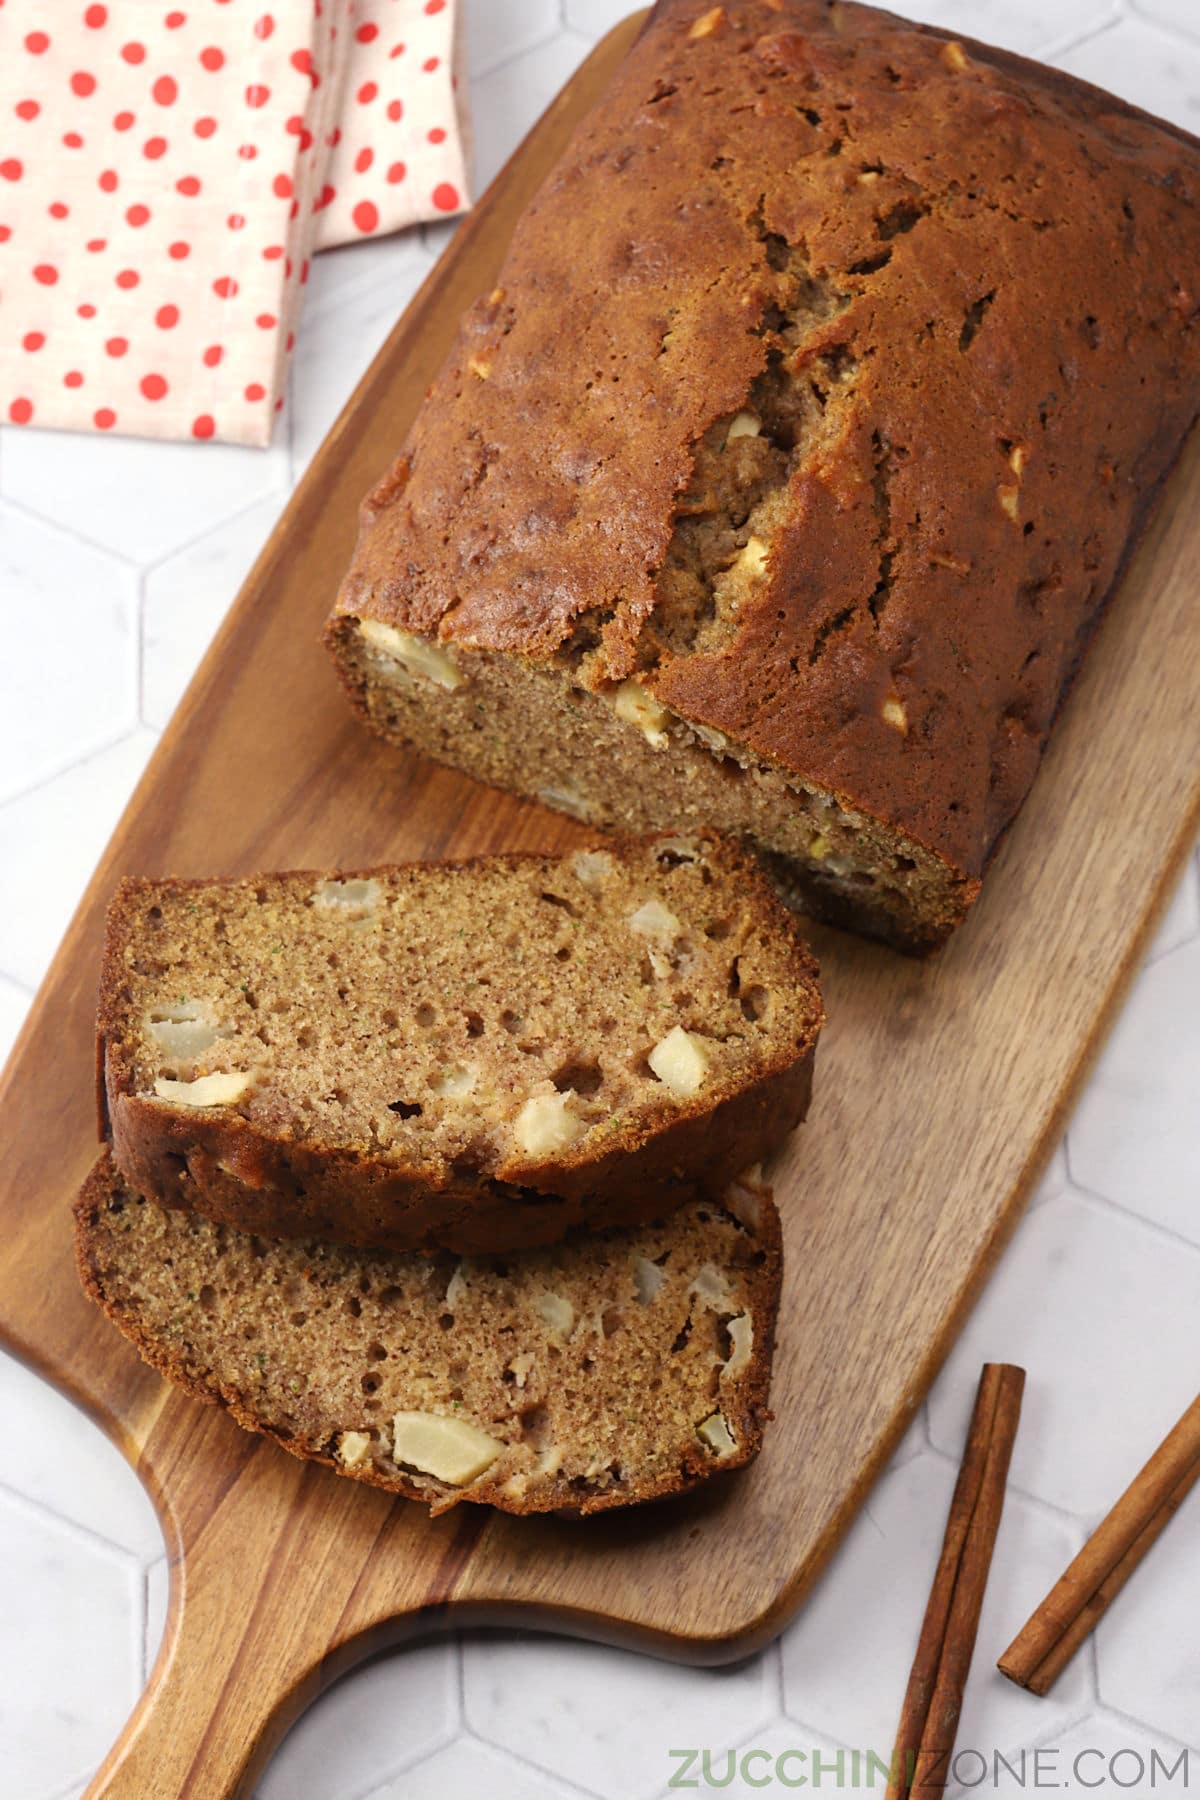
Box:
[99,835,821,1253]
[326,0,1200,953]
[75,1155,780,1515]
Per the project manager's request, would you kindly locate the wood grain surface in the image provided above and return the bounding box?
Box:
[1,16,1198,1797]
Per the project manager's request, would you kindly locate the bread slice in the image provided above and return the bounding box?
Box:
[326,0,1200,954]
[99,834,821,1253]
[75,1154,781,1516]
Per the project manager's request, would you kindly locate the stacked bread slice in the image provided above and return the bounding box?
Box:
[78,833,823,1515]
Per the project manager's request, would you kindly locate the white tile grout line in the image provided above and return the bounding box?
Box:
[129,1558,148,1712]
[1,459,292,575]
[1147,920,1200,966]
[1125,0,1200,50]
[473,14,596,89]
[300,244,436,329]
[1129,0,1200,44]
[133,481,295,584]
[137,1561,151,1688]
[768,1631,786,1718]
[918,1432,1094,1539]
[773,1703,855,1753]
[452,1724,604,1800]
[1040,11,1124,64]
[0,719,153,833]
[46,1774,93,1800]
[0,1473,159,1572]
[453,1629,467,1735]
[1095,1697,1200,1756]
[1050,3,1200,65]
[1061,1175,1200,1259]
[264,1636,465,1800]
[133,566,147,728]
[0,488,157,571]
[470,19,567,84]
[342,1721,463,1800]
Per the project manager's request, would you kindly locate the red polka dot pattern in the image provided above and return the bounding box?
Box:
[308,0,467,252]
[1,0,469,442]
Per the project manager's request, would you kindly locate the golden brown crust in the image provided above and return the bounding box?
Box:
[105,1058,813,1254]
[329,0,1200,907]
[74,1154,782,1517]
[98,837,822,1253]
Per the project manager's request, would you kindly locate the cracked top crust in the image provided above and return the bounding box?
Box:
[332,0,1200,878]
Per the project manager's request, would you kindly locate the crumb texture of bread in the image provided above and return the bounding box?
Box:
[75,1155,781,1517]
[100,835,822,1251]
[327,0,1200,952]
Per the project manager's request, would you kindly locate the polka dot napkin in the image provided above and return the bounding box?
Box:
[0,1,470,445]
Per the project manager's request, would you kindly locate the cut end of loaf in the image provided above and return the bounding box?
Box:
[327,616,971,954]
[74,1154,782,1517]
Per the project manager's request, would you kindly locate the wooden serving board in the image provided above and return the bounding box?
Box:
[2,16,1199,1796]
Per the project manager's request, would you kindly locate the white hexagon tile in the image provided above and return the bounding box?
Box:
[781,1455,1089,1756]
[0,728,159,992]
[565,0,642,40]
[371,1736,577,1800]
[0,507,139,807]
[0,1356,161,1565]
[289,252,434,477]
[259,1644,460,1800]
[3,4,1200,1799]
[1051,14,1200,125]
[1132,0,1200,44]
[142,498,293,731]
[470,35,597,193]
[1095,1505,1200,1750]
[462,1631,777,1800]
[0,1490,142,1800]
[928,1196,1200,1518]
[465,0,565,80]
[1,428,291,568]
[1069,939,1200,1247]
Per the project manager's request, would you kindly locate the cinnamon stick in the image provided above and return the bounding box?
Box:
[998,1391,1200,1696]
[886,1363,1025,1800]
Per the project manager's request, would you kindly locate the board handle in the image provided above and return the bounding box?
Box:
[83,1551,323,1800]
[79,1434,407,1800]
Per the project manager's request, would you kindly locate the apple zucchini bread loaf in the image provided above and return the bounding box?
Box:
[99,834,821,1253]
[326,0,1200,953]
[76,1155,781,1516]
